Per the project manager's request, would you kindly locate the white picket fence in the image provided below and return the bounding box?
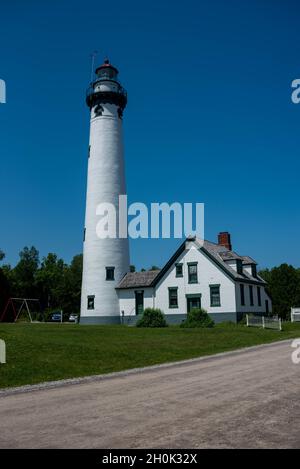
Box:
[291,308,300,323]
[246,314,282,331]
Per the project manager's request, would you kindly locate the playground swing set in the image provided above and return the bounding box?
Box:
[0,298,41,323]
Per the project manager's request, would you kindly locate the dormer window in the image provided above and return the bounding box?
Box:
[236,259,243,275]
[243,263,257,278]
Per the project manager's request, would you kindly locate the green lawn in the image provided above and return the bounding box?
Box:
[0,322,300,389]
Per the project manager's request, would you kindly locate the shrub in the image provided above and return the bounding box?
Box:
[180,308,214,328]
[136,308,168,328]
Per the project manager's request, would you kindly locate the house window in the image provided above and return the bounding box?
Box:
[210,285,221,307]
[237,259,243,275]
[88,145,91,158]
[83,228,86,242]
[265,299,269,314]
[175,263,183,277]
[188,263,198,284]
[249,285,254,306]
[240,284,245,306]
[169,287,178,308]
[257,286,261,306]
[87,295,95,310]
[106,266,115,281]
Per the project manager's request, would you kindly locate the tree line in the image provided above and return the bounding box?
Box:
[259,265,300,319]
[0,247,161,320]
[0,247,299,320]
[0,247,82,319]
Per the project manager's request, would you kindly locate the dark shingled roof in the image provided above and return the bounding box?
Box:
[198,239,265,284]
[117,270,160,289]
[241,255,258,265]
[117,237,266,289]
[219,250,244,261]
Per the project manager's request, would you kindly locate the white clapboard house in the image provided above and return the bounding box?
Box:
[116,232,272,324]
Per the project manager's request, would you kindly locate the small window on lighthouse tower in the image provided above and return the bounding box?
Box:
[87,295,95,310]
[106,266,115,281]
[94,104,103,117]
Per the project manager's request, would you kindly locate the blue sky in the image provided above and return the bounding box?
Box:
[0,0,299,270]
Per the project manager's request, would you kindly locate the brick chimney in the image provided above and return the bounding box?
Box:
[218,232,232,250]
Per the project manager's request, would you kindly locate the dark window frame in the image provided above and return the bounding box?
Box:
[168,287,178,308]
[236,259,243,275]
[257,286,261,306]
[87,295,95,310]
[240,284,245,306]
[106,266,115,281]
[175,263,183,277]
[188,262,198,284]
[210,284,221,307]
[249,285,254,306]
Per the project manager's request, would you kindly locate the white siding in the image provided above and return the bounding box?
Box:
[117,287,154,317]
[81,100,130,319]
[243,265,253,276]
[225,259,238,271]
[116,241,273,321]
[154,243,236,316]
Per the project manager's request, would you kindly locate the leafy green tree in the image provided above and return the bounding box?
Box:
[259,264,300,319]
[149,265,160,271]
[35,253,65,309]
[130,265,136,273]
[0,250,10,317]
[12,246,40,299]
[58,254,83,315]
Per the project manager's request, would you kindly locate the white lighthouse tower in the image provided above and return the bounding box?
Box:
[80,59,130,324]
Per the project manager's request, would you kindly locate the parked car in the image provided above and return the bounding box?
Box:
[69,314,78,323]
[50,312,62,322]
